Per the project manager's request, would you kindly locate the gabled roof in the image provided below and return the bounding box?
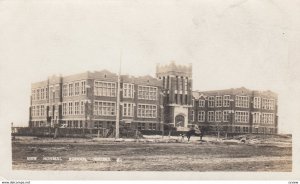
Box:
[192,91,207,100]
[192,87,277,99]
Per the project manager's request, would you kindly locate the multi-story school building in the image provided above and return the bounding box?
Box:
[29,62,278,134]
[190,88,278,134]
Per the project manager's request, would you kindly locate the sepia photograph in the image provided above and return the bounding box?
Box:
[0,0,300,181]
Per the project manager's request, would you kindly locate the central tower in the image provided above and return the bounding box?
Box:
[156,61,193,130]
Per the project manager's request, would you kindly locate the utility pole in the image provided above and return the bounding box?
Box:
[115,50,122,139]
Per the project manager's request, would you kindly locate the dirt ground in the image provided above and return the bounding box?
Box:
[12,135,292,171]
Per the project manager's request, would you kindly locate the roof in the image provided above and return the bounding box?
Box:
[192,87,278,99]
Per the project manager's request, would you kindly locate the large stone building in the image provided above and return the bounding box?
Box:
[156,62,193,131]
[29,62,278,134]
[190,88,278,134]
[29,70,163,131]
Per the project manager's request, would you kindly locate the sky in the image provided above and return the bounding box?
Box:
[0,0,300,133]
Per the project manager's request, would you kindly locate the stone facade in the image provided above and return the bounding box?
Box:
[29,70,163,131]
[190,87,278,134]
[156,61,193,131]
[29,62,278,134]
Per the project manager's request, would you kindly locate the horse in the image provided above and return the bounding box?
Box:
[185,129,204,142]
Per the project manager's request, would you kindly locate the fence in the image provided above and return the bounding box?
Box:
[12,127,111,138]
[12,127,143,138]
[12,127,278,139]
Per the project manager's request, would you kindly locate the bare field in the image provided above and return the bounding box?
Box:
[12,136,292,171]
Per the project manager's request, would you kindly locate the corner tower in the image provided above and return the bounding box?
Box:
[156,61,192,130]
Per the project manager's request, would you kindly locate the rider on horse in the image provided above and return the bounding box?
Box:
[194,125,201,134]
[185,124,203,142]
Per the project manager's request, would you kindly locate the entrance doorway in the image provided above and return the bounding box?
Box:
[175,115,185,127]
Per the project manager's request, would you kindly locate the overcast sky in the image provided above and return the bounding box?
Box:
[0,0,299,133]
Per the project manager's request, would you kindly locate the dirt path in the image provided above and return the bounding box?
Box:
[12,139,292,171]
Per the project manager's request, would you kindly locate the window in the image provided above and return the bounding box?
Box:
[262,98,266,109]
[45,87,48,99]
[262,98,275,110]
[199,100,205,107]
[208,96,215,107]
[253,112,261,124]
[178,77,183,91]
[184,78,188,91]
[191,110,194,121]
[235,126,241,133]
[35,106,38,117]
[242,127,249,133]
[223,95,230,107]
[36,89,40,100]
[81,81,86,95]
[235,96,249,108]
[32,90,36,101]
[48,106,52,117]
[192,99,195,106]
[94,101,116,116]
[269,99,275,110]
[137,123,146,130]
[94,122,103,129]
[215,96,222,107]
[137,104,157,118]
[40,89,43,100]
[198,111,205,122]
[208,111,214,122]
[138,85,157,100]
[93,102,98,116]
[54,108,58,118]
[36,105,40,116]
[123,103,134,117]
[262,98,267,109]
[253,97,261,109]
[94,122,99,129]
[94,81,116,97]
[39,105,43,117]
[68,83,73,96]
[62,102,67,115]
[63,84,68,97]
[33,106,36,117]
[223,110,230,122]
[67,121,71,128]
[49,87,53,100]
[68,102,73,115]
[123,83,134,98]
[74,82,80,96]
[41,89,44,99]
[55,85,59,98]
[215,111,222,122]
[235,111,249,123]
[80,101,84,115]
[149,123,156,130]
[32,106,35,117]
[41,105,45,116]
[166,76,170,89]
[74,101,79,115]
[261,113,274,124]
